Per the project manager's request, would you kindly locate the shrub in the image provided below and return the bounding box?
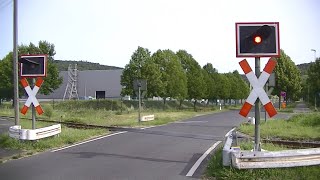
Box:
[55,99,121,111]
[43,106,53,119]
[115,111,122,115]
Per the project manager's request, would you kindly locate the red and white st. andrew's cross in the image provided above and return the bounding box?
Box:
[239,58,277,118]
[20,78,44,115]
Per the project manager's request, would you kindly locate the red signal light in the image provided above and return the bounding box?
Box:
[254,36,262,44]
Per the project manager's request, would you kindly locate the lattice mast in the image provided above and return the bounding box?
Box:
[63,64,79,100]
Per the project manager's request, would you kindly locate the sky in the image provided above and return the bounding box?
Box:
[1,0,320,73]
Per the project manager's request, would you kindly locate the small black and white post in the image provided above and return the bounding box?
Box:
[138,83,141,124]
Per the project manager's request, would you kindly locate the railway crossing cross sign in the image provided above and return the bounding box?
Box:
[20,78,44,115]
[236,22,280,151]
[239,58,277,118]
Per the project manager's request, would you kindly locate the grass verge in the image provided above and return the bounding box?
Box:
[204,146,320,180]
[205,112,320,180]
[238,113,320,141]
[0,119,108,152]
[277,102,296,113]
[0,101,224,127]
[238,140,289,151]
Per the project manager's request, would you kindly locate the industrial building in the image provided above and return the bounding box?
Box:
[37,68,123,100]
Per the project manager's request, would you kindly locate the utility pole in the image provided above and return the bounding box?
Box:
[311,49,316,110]
[308,86,309,104]
[311,49,316,61]
[13,0,20,125]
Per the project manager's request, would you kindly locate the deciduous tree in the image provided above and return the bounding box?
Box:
[203,63,219,104]
[274,50,302,104]
[120,46,152,97]
[306,58,320,106]
[0,41,62,101]
[152,49,187,107]
[177,50,205,110]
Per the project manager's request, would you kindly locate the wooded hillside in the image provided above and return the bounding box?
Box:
[297,62,311,75]
[53,60,123,71]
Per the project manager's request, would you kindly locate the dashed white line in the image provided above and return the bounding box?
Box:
[51,131,127,152]
[186,141,222,177]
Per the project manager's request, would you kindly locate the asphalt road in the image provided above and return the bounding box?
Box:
[293,102,312,113]
[0,105,297,180]
[0,117,14,134]
[0,110,249,180]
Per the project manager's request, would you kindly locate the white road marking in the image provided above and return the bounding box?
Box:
[51,131,127,152]
[194,114,206,117]
[140,123,168,129]
[225,127,236,137]
[186,141,222,177]
[140,126,156,130]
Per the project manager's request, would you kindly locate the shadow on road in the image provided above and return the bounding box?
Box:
[66,151,188,164]
[122,128,224,141]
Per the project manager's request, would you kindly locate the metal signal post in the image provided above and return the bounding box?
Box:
[254,57,261,151]
[13,0,19,125]
[32,78,36,129]
[236,22,280,151]
[138,84,141,124]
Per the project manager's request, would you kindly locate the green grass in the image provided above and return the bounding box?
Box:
[239,141,289,151]
[0,100,223,159]
[224,104,242,110]
[0,101,221,127]
[0,103,14,116]
[239,113,320,141]
[0,100,219,155]
[50,108,215,127]
[278,102,296,113]
[0,119,108,152]
[205,147,320,180]
[205,113,320,179]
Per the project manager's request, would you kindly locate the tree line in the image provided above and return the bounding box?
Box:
[273,50,302,103]
[0,41,62,102]
[303,57,320,106]
[120,47,250,108]
[52,60,122,71]
[1,41,316,108]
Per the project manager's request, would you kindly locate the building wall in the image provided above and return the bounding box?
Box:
[37,69,123,99]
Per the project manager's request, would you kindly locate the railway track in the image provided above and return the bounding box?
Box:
[237,132,320,148]
[0,115,132,132]
[262,139,320,149]
[1,115,319,148]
